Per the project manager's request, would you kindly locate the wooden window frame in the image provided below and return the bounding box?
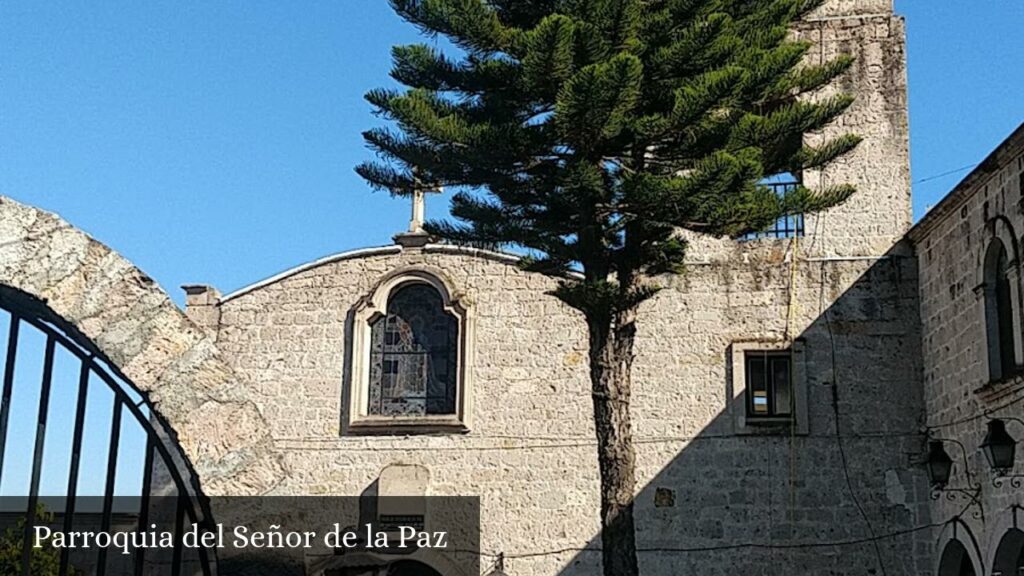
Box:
[730,340,808,435]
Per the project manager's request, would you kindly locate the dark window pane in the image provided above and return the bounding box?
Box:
[746,356,768,415]
[772,357,792,416]
[997,247,1016,377]
[739,177,805,240]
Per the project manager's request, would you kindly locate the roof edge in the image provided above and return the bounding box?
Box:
[908,123,1024,244]
[218,243,535,304]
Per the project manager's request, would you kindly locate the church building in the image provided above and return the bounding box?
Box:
[0,0,1021,575]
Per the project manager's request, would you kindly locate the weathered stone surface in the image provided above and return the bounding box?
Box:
[201,5,925,575]
[811,0,892,18]
[0,196,285,496]
[908,125,1024,576]
[206,233,929,575]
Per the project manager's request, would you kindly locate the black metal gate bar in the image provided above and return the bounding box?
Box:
[0,315,20,481]
[134,437,155,576]
[13,309,208,511]
[22,335,56,576]
[172,494,185,576]
[194,508,214,576]
[0,293,219,576]
[59,360,91,576]
[95,397,123,576]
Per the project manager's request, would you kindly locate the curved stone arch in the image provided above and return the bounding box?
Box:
[362,264,474,314]
[0,196,284,495]
[985,216,1021,272]
[323,552,469,576]
[992,529,1024,576]
[934,518,985,576]
[388,553,470,576]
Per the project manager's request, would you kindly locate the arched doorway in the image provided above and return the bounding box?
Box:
[938,540,977,576]
[0,291,217,575]
[992,528,1024,576]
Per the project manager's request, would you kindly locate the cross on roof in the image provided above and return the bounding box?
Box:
[407,171,442,234]
[394,170,443,248]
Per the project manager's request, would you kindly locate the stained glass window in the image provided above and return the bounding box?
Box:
[368,283,458,416]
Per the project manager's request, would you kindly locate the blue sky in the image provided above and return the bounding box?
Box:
[1,1,1022,304]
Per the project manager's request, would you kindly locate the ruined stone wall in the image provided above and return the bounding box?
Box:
[811,0,893,19]
[211,236,928,575]
[909,126,1024,575]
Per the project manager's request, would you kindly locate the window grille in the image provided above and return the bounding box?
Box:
[740,180,804,240]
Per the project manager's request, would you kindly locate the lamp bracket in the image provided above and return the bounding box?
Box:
[992,473,1024,489]
[931,485,985,521]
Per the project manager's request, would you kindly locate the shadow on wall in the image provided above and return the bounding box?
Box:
[531,244,934,576]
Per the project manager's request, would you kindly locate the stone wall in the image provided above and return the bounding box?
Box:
[909,124,1024,575]
[812,0,893,19]
[210,236,929,575]
[0,0,926,573]
[683,8,911,262]
[794,9,911,258]
[199,3,928,574]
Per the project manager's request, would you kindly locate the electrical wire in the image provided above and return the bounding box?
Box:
[272,429,929,452]
[467,499,975,562]
[271,390,1023,452]
[913,163,980,185]
[819,261,889,575]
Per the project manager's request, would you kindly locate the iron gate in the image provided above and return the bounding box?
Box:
[0,289,217,576]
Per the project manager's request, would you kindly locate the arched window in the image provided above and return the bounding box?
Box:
[348,268,473,433]
[937,540,976,576]
[993,528,1024,576]
[368,283,458,416]
[984,239,1019,381]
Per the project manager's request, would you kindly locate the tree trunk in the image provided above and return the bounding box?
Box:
[587,306,639,576]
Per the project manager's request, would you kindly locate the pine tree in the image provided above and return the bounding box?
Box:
[358,2,859,574]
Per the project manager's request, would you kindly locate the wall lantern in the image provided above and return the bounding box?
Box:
[927,440,954,487]
[925,437,983,518]
[981,419,1017,475]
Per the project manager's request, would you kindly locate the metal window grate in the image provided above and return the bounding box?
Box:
[740,181,805,240]
[379,514,426,531]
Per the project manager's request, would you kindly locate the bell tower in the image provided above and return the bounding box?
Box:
[797,0,911,257]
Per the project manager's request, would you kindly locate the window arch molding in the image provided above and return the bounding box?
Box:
[933,519,984,576]
[985,505,1024,575]
[347,266,475,434]
[977,216,1024,382]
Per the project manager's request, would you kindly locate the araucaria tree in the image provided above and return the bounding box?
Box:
[358,1,859,574]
